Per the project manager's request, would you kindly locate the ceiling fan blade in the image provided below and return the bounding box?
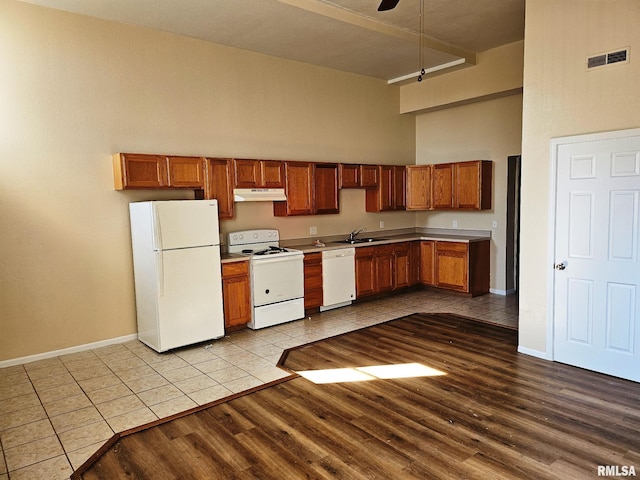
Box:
[377,0,400,11]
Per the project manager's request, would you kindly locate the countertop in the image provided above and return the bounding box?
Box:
[287,232,490,254]
[220,229,491,262]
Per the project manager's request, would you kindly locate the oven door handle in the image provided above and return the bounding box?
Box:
[252,256,302,265]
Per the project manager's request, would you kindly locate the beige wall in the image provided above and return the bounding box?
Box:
[0,0,415,362]
[415,94,523,293]
[402,43,525,294]
[401,41,524,114]
[519,0,640,354]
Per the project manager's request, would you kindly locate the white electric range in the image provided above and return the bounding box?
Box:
[227,229,305,329]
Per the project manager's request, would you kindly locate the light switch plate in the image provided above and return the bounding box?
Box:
[310,226,317,235]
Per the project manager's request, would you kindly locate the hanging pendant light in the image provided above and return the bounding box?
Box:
[417,0,425,82]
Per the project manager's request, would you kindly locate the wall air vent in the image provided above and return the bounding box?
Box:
[587,47,630,70]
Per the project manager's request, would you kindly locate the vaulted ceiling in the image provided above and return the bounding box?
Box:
[22,0,525,82]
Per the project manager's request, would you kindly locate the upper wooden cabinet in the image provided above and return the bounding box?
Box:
[432,163,454,209]
[165,156,206,188]
[454,160,492,210]
[360,165,380,188]
[431,160,492,210]
[314,163,340,214]
[339,164,379,189]
[406,165,432,210]
[204,158,234,220]
[113,153,205,190]
[274,162,339,216]
[233,159,284,188]
[274,161,315,216]
[365,165,406,212]
[339,164,360,188]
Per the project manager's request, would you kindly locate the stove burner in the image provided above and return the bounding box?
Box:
[242,249,254,254]
[254,247,288,255]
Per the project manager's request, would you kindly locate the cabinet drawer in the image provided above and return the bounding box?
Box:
[436,242,468,253]
[222,261,249,278]
[355,246,375,257]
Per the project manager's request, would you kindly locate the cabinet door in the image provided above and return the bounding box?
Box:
[166,156,205,188]
[222,261,251,329]
[432,163,454,209]
[365,166,393,212]
[420,241,435,285]
[393,166,406,210]
[406,165,432,210]
[455,160,492,210]
[409,241,421,286]
[261,160,284,188]
[113,153,167,189]
[273,162,314,216]
[375,245,395,293]
[355,248,376,297]
[394,242,410,289]
[339,164,360,188]
[204,158,234,220]
[304,253,323,309]
[360,165,379,188]
[435,242,468,291]
[233,159,261,188]
[314,163,339,214]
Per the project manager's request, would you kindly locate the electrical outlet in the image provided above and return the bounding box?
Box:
[492,220,498,228]
[453,220,458,228]
[310,226,317,235]
[379,221,385,229]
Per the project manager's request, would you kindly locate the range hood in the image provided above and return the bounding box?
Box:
[233,188,286,202]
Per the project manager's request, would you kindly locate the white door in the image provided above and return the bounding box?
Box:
[552,129,640,382]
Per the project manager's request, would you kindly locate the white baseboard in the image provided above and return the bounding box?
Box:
[517,345,552,360]
[0,333,138,369]
[489,288,517,296]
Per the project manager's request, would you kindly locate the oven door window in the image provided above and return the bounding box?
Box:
[252,256,304,307]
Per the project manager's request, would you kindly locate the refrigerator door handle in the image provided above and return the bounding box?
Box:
[153,204,163,251]
[155,250,165,297]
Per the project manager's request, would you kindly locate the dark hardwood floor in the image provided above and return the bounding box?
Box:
[74,313,640,479]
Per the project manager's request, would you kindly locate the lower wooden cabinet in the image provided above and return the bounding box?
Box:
[433,240,490,296]
[394,242,411,289]
[375,245,395,293]
[355,244,403,297]
[355,247,376,297]
[420,241,435,286]
[409,241,421,286]
[221,261,251,330]
[304,252,323,310]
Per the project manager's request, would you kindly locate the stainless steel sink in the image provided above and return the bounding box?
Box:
[337,237,389,244]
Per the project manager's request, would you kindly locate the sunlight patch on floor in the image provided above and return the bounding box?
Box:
[296,363,447,384]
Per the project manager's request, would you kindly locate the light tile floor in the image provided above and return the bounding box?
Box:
[0,289,518,480]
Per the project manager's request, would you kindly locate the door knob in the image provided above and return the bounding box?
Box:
[554,262,566,271]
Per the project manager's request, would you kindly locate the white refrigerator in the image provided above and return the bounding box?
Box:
[129,200,225,352]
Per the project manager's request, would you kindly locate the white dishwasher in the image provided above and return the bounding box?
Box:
[321,247,356,311]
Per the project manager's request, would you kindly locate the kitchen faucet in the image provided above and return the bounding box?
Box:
[348,227,365,242]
